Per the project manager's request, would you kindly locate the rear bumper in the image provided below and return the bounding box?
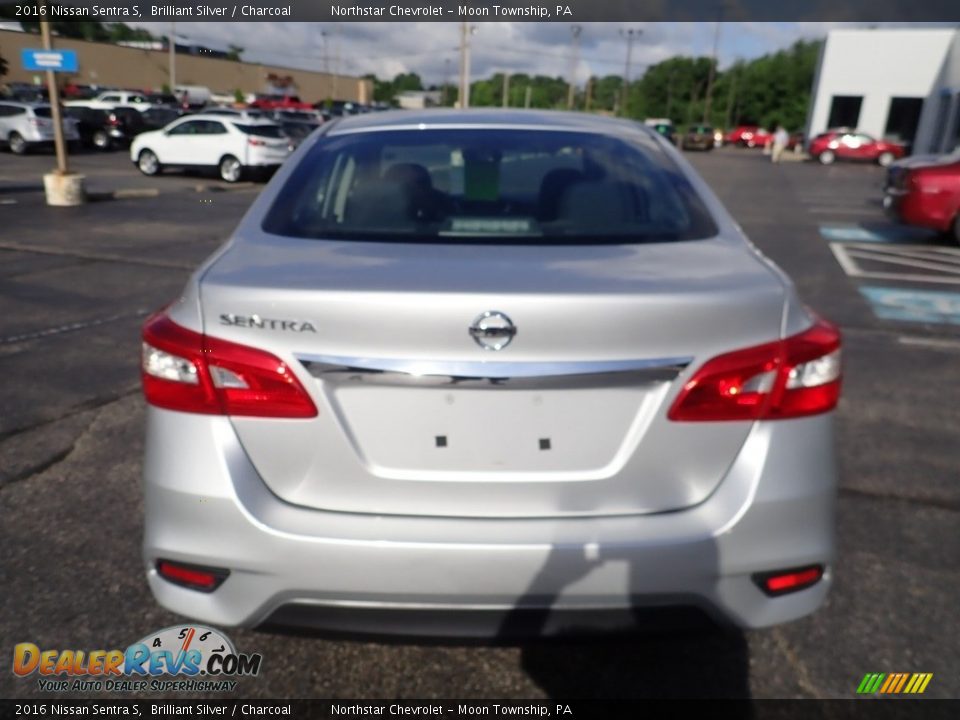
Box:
[884,190,953,232]
[143,409,837,635]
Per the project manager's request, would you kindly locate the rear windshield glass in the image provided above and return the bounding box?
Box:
[262,128,718,244]
[33,107,52,118]
[235,123,284,138]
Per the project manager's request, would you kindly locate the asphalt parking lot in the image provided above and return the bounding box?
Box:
[0,145,957,700]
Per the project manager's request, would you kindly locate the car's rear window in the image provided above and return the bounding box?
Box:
[33,107,52,118]
[235,123,284,138]
[262,128,718,244]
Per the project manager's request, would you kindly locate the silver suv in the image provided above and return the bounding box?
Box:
[0,102,79,154]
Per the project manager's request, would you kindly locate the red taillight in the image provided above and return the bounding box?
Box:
[107,115,121,126]
[668,318,841,422]
[141,312,317,418]
[157,560,228,592]
[753,565,824,596]
[248,137,266,146]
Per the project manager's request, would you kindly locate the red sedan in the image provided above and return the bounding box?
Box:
[884,155,960,243]
[809,130,906,167]
[249,94,314,111]
[724,125,772,148]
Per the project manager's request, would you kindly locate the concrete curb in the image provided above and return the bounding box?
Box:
[88,188,161,201]
[194,182,257,193]
[85,183,259,201]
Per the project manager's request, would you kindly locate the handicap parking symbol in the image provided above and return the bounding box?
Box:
[860,286,960,326]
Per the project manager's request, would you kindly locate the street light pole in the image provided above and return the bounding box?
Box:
[567,25,582,110]
[619,28,641,117]
[442,57,451,106]
[459,22,475,108]
[169,22,176,92]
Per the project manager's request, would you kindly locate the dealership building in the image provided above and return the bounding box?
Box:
[806,28,960,154]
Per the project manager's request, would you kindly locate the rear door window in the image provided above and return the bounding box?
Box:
[234,124,285,138]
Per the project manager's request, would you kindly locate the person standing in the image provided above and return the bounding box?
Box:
[772,125,790,163]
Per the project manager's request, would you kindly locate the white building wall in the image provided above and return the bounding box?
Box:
[914,32,960,154]
[808,29,956,143]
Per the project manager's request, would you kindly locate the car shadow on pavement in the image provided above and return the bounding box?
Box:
[499,541,751,699]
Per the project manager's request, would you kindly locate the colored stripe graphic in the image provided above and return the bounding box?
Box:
[857,673,885,694]
[858,672,933,694]
[894,674,909,693]
[879,674,897,693]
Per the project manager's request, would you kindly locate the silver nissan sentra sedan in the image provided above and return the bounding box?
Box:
[140,109,841,636]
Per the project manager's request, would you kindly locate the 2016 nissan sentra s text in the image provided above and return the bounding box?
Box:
[140,110,842,636]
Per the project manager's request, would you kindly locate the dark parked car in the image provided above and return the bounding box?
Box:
[277,119,320,147]
[146,93,181,107]
[650,121,677,146]
[64,105,147,150]
[141,106,188,130]
[682,124,715,151]
[64,107,113,150]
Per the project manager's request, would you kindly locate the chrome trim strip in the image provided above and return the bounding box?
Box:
[298,354,692,389]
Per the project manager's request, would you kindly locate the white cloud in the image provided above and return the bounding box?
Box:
[128,21,948,88]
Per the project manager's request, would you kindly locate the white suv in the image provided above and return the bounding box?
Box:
[0,102,79,155]
[65,91,151,113]
[130,114,292,182]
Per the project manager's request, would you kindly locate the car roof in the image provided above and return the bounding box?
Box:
[327,108,658,140]
[181,113,279,125]
[0,101,49,109]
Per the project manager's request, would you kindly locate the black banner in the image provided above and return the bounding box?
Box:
[1,0,959,22]
[1,700,959,719]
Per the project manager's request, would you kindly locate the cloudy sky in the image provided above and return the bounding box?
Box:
[127,22,929,84]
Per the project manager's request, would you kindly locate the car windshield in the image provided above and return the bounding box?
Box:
[263,128,718,245]
[234,123,284,138]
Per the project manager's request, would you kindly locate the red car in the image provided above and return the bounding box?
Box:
[808,130,906,167]
[249,94,314,111]
[724,125,772,148]
[884,154,960,243]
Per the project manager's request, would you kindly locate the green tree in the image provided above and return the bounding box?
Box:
[226,44,244,62]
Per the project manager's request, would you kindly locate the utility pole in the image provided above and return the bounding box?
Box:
[702,9,723,124]
[331,25,341,101]
[168,22,176,92]
[619,28,641,118]
[566,25,582,110]
[665,69,675,119]
[524,84,532,109]
[442,58,451,106]
[585,76,592,111]
[724,61,738,130]
[459,22,476,108]
[502,72,510,107]
[320,30,329,75]
[39,6,66,175]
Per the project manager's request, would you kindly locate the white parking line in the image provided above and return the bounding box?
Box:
[808,207,881,215]
[829,242,960,285]
[898,335,960,350]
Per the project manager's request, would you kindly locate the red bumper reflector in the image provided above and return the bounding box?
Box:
[157,560,229,593]
[753,565,824,596]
